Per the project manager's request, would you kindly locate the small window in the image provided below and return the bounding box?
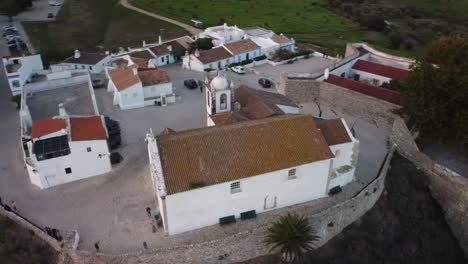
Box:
[220,93,227,110]
[372,79,379,85]
[340,72,345,77]
[230,181,241,193]
[89,66,92,70]
[87,147,92,152]
[335,150,341,157]
[74,65,78,69]
[65,167,72,174]
[288,168,297,179]
[353,74,360,81]
[81,65,85,69]
[161,57,165,63]
[11,80,20,88]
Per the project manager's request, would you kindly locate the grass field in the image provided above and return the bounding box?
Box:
[131,0,368,54]
[22,0,188,62]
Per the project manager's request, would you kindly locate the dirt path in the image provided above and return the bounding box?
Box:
[119,0,202,35]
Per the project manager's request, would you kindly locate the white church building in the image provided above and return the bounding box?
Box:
[146,73,359,235]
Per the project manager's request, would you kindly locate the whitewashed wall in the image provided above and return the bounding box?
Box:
[28,140,111,189]
[164,159,332,235]
[117,84,145,109]
[143,83,173,99]
[231,49,261,63]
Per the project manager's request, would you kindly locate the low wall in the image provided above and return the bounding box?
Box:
[23,74,89,94]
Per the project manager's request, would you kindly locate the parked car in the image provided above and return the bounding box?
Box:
[2,31,19,37]
[8,42,27,50]
[231,66,246,74]
[258,78,272,88]
[49,1,62,6]
[3,27,18,32]
[47,13,54,19]
[110,152,123,164]
[184,79,198,89]
[5,36,20,42]
[2,25,17,31]
[7,39,24,45]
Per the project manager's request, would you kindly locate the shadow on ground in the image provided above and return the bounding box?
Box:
[242,154,467,264]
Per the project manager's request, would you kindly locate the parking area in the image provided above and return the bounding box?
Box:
[0,0,64,22]
[0,21,35,55]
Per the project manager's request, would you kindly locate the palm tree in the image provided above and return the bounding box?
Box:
[264,213,320,263]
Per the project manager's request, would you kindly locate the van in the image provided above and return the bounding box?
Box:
[190,19,204,28]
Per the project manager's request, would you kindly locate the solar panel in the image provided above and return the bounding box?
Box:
[33,135,70,161]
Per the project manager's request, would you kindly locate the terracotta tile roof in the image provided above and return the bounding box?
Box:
[271,34,291,45]
[223,39,260,55]
[63,52,108,65]
[108,67,141,92]
[112,58,129,68]
[157,114,334,194]
[31,117,67,139]
[149,45,171,56]
[196,47,232,64]
[352,60,409,80]
[234,85,298,120]
[138,68,171,86]
[325,75,402,105]
[70,116,107,141]
[315,118,352,146]
[210,111,249,125]
[130,57,149,69]
[129,50,155,59]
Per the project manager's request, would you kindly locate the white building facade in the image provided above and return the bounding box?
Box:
[2,54,43,95]
[56,50,112,74]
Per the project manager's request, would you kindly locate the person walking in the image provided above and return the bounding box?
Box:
[199,84,203,93]
[146,207,151,218]
[11,200,17,211]
[94,241,100,253]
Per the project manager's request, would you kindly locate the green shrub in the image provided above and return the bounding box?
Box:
[11,94,21,108]
[253,55,267,61]
[189,181,206,189]
[240,59,253,65]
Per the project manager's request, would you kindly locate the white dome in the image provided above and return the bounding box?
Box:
[210,72,229,90]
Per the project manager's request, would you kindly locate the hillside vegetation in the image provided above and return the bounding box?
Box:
[23,0,187,63]
[131,0,468,56]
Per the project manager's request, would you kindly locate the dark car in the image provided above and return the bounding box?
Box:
[184,79,198,89]
[110,152,123,164]
[258,78,272,88]
[3,31,19,37]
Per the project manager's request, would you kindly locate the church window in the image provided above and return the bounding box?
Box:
[288,168,297,179]
[87,147,92,152]
[220,93,227,110]
[231,181,241,193]
[65,167,72,174]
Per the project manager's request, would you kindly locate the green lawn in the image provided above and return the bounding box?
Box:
[23,0,188,62]
[130,0,368,55]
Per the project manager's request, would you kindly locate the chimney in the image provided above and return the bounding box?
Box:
[74,49,80,59]
[194,49,200,57]
[167,45,172,52]
[58,103,67,117]
[324,68,330,80]
[132,67,138,75]
[105,51,110,56]
[223,23,227,29]
[158,35,162,45]
[142,40,146,47]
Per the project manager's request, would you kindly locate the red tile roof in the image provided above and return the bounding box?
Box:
[352,60,409,80]
[157,115,334,194]
[31,117,67,139]
[210,112,249,126]
[138,68,171,86]
[223,39,260,55]
[271,34,291,45]
[315,118,352,146]
[70,116,107,141]
[108,67,141,92]
[325,75,401,105]
[196,47,232,64]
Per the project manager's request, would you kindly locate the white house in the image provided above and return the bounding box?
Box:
[147,113,359,235]
[182,47,233,72]
[349,59,409,86]
[2,54,43,95]
[25,112,111,189]
[223,39,261,63]
[198,23,245,47]
[204,72,300,126]
[56,50,112,74]
[270,34,296,52]
[248,36,280,59]
[315,118,359,188]
[244,27,275,39]
[107,66,175,109]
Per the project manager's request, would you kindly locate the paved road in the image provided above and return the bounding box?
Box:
[120,0,202,35]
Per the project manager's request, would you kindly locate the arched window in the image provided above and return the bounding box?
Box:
[220,93,227,110]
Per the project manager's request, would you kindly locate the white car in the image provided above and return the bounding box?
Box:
[49,1,62,6]
[2,26,17,31]
[231,66,246,74]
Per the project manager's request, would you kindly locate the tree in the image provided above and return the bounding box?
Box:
[189,38,213,52]
[264,213,320,263]
[389,31,402,49]
[399,35,468,144]
[0,0,21,22]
